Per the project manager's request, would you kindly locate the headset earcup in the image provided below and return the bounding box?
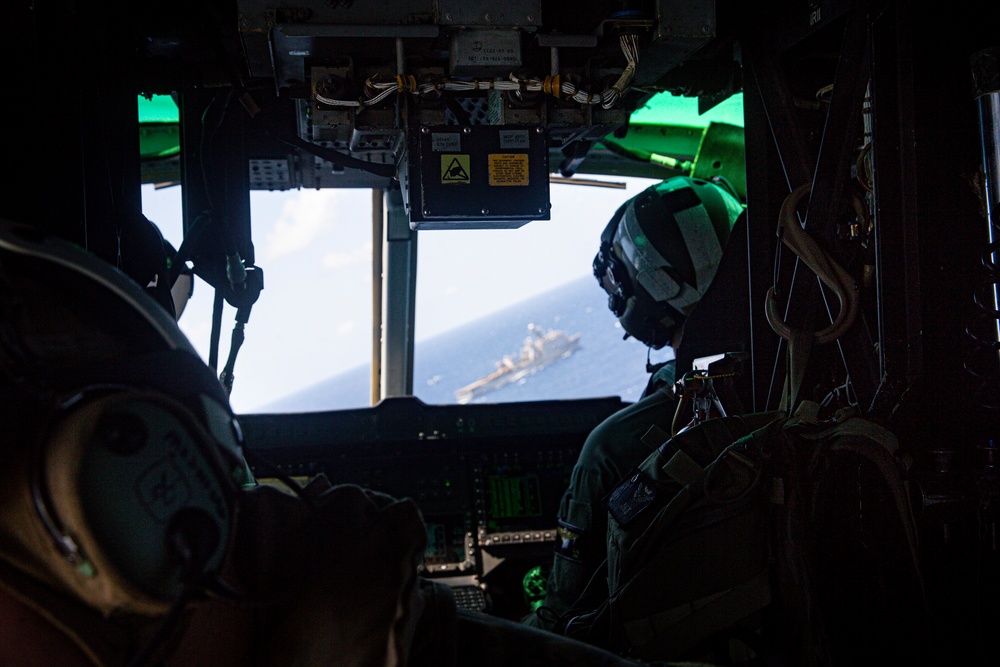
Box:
[40,393,235,616]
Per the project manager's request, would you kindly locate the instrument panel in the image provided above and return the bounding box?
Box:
[239,395,625,612]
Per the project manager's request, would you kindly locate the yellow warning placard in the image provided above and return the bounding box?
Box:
[488,153,529,186]
[441,154,471,184]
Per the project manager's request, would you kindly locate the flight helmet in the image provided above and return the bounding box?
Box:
[593,176,744,349]
[0,217,251,620]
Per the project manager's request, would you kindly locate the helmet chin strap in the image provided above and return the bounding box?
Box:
[646,323,684,373]
[670,323,685,350]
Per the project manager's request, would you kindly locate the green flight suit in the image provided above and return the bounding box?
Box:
[532,361,677,625]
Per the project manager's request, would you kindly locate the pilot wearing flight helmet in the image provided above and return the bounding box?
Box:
[526,175,745,628]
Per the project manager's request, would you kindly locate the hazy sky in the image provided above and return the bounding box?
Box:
[142,176,660,412]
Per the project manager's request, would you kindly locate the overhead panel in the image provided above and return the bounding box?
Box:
[235,0,720,228]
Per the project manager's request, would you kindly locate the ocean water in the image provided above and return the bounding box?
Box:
[260,275,673,413]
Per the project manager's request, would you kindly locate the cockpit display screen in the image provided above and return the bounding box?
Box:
[480,458,572,535]
[487,473,544,520]
[423,513,469,566]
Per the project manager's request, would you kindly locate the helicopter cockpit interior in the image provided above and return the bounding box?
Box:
[2,1,999,664]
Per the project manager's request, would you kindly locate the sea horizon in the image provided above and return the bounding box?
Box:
[256,275,673,414]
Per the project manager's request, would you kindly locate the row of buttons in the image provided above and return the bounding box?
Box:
[481,529,555,546]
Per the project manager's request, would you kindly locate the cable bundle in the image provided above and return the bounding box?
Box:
[313,34,640,111]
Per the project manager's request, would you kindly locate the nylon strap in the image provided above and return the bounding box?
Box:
[779,327,812,414]
[640,424,671,450]
[661,449,704,486]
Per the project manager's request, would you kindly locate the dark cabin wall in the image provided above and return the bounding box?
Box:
[737,2,998,661]
[894,7,1000,661]
[1,1,142,263]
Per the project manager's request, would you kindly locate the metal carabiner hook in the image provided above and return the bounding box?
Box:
[765,183,860,345]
